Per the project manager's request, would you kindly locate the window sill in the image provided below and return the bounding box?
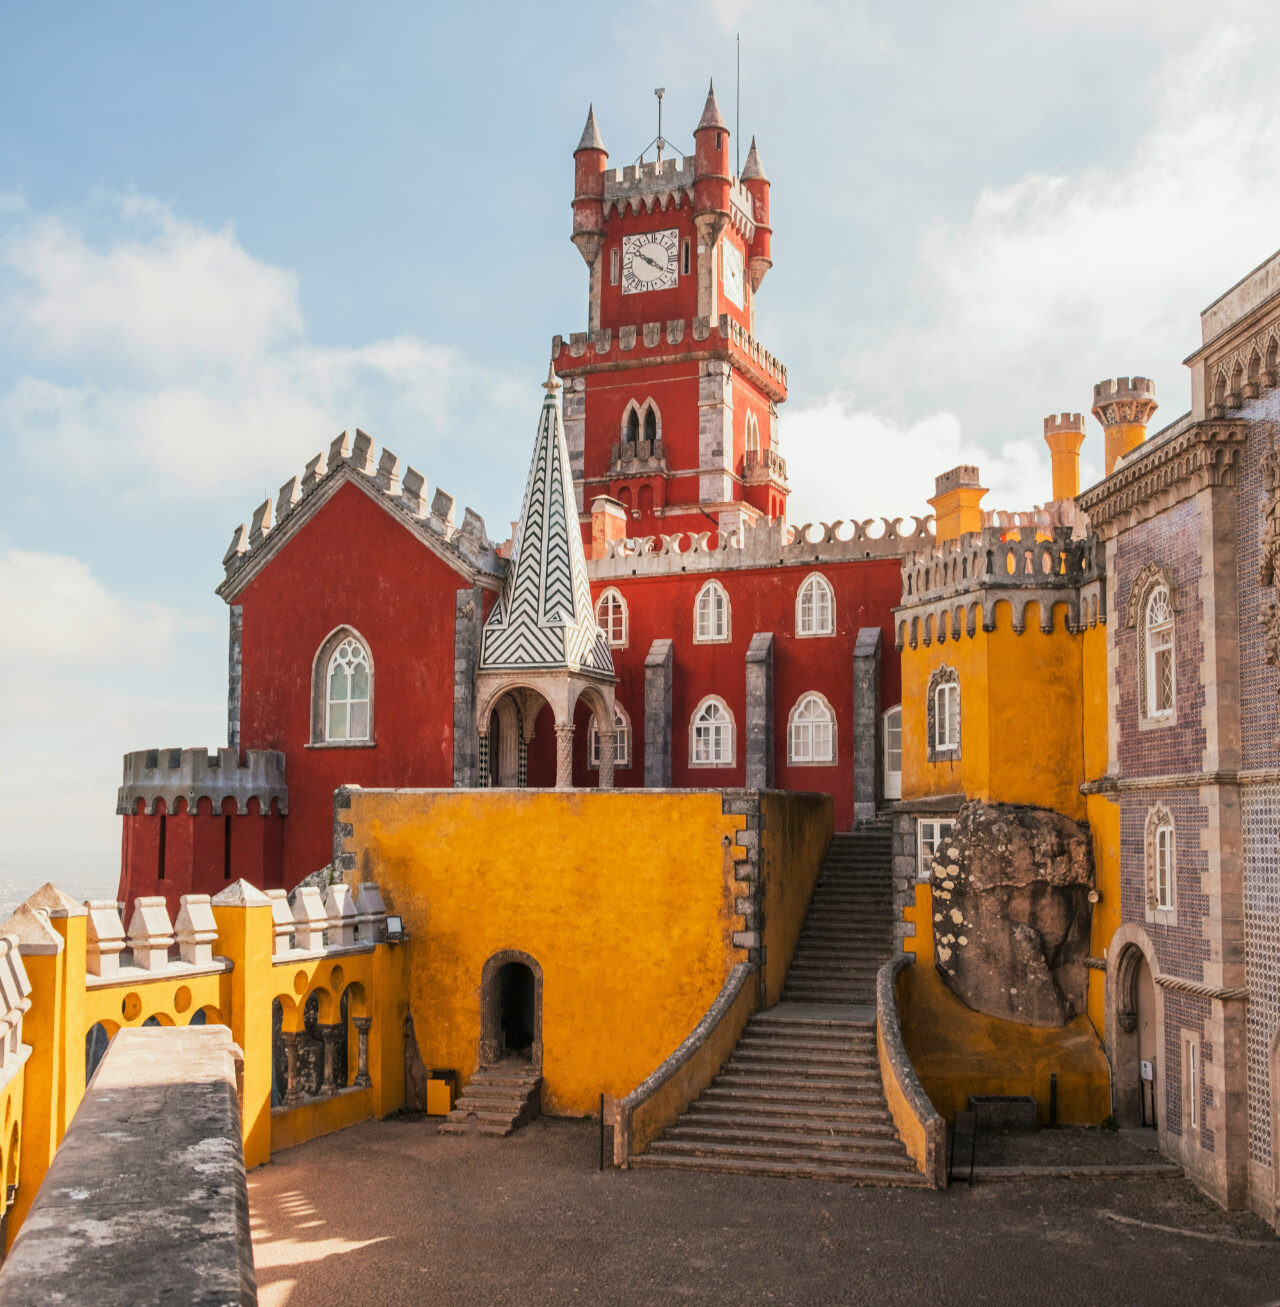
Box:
[787,758,839,768]
[688,760,736,769]
[692,636,731,645]
[794,629,836,640]
[306,740,378,750]
[1138,714,1178,732]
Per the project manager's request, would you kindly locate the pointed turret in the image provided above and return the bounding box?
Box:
[571,105,609,275]
[479,372,614,679]
[696,80,729,132]
[741,136,772,293]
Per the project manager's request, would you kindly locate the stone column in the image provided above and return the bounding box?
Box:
[282,1031,303,1107]
[745,632,775,790]
[477,732,490,789]
[319,1026,340,1093]
[555,724,576,789]
[644,639,674,788]
[453,586,482,787]
[853,627,883,821]
[598,728,615,790]
[353,1017,372,1089]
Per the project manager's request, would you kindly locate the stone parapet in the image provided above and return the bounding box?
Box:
[588,512,931,582]
[0,1026,256,1306]
[118,747,288,817]
[600,155,757,242]
[552,312,787,402]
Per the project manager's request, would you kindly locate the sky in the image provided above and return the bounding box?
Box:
[3,0,1280,894]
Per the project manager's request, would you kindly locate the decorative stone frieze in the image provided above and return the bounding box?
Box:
[118,747,288,817]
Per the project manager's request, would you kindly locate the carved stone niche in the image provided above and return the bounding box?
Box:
[929,800,1095,1028]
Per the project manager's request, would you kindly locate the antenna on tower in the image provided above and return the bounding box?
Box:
[736,34,741,175]
[655,87,665,163]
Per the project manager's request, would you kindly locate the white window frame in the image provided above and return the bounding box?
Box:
[609,247,620,286]
[310,626,376,748]
[1185,1036,1199,1132]
[796,572,835,638]
[1155,821,1174,911]
[588,704,632,770]
[690,696,735,767]
[694,580,731,644]
[595,587,628,648]
[917,819,956,881]
[745,411,760,454]
[1144,584,1176,721]
[787,693,837,766]
[934,681,959,751]
[883,705,902,800]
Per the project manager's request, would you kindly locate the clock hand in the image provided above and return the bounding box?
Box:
[636,251,664,271]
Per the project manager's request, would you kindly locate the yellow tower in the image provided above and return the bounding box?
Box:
[927,465,987,545]
[1092,376,1157,476]
[1043,412,1086,501]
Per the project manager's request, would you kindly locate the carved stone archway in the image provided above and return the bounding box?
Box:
[479,949,544,1073]
[1107,925,1161,1129]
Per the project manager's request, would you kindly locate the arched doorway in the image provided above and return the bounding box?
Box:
[883,705,902,801]
[479,950,543,1072]
[1114,942,1159,1128]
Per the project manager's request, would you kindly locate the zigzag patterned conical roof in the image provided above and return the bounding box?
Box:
[479,369,614,675]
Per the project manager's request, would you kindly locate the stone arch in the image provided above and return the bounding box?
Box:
[479,949,544,1073]
[310,624,375,744]
[1107,924,1162,1129]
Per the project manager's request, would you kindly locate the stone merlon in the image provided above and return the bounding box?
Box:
[118,747,288,817]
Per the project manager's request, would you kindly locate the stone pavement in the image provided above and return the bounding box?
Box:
[248,1117,1280,1307]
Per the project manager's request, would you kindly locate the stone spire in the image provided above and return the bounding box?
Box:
[696,80,728,132]
[479,368,614,676]
[740,136,768,181]
[575,104,606,155]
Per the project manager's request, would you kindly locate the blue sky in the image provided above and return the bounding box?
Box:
[4,0,1280,892]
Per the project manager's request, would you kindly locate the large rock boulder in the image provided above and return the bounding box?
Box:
[929,801,1094,1028]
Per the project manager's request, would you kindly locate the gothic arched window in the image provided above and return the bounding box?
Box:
[691,697,735,767]
[927,664,960,762]
[788,693,836,765]
[1145,806,1176,916]
[796,573,835,637]
[589,704,632,770]
[694,580,731,643]
[625,408,640,443]
[745,411,760,454]
[595,588,628,647]
[313,630,373,744]
[644,406,657,443]
[1144,584,1176,720]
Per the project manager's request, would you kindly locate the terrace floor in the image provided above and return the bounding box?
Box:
[248,1117,1280,1307]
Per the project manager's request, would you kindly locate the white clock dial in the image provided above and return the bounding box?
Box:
[621,229,679,294]
[722,240,745,309]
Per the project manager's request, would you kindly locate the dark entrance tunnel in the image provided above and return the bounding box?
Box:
[498,962,536,1059]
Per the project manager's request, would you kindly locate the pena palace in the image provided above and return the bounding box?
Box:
[0,85,1269,1265]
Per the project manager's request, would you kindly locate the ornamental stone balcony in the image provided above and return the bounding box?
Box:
[744,447,788,488]
[609,437,667,477]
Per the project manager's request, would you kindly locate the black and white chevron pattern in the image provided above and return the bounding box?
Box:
[480,388,615,675]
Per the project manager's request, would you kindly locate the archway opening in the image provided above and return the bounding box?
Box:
[1114,944,1158,1129]
[498,962,536,1060]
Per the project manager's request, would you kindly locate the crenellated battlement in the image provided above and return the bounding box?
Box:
[587,512,932,580]
[553,312,787,400]
[1092,376,1157,426]
[1044,412,1086,438]
[218,429,502,597]
[118,747,288,817]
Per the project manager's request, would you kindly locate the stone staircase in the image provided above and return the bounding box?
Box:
[631,821,924,1183]
[438,1057,541,1137]
[782,824,894,1005]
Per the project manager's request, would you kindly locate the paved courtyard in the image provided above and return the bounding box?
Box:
[248,1117,1280,1306]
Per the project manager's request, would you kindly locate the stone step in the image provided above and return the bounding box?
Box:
[638,1140,919,1174]
[664,1121,910,1155]
[688,1097,895,1126]
[713,1071,886,1096]
[729,1046,880,1070]
[735,1034,877,1054]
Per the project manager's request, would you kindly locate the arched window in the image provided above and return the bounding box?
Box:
[691,697,735,766]
[313,629,374,744]
[694,580,731,643]
[1145,806,1176,916]
[1144,584,1175,719]
[883,705,902,799]
[788,693,836,765]
[589,704,632,770]
[927,664,960,761]
[745,411,760,454]
[796,573,835,637]
[595,588,628,647]
[626,407,640,443]
[644,406,657,443]
[621,400,661,448]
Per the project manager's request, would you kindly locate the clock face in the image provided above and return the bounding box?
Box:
[722,240,745,309]
[621,229,679,294]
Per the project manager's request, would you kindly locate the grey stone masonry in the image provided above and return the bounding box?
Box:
[118,748,287,816]
[853,627,882,821]
[227,604,243,753]
[453,585,483,787]
[0,1026,256,1305]
[644,639,674,788]
[744,632,774,790]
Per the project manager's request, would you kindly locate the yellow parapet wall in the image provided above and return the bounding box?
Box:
[339,788,754,1117]
[900,881,1110,1125]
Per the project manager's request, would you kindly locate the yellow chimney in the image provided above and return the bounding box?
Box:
[928,465,987,545]
[1043,412,1086,502]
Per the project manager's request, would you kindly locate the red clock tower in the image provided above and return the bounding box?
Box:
[553,85,789,542]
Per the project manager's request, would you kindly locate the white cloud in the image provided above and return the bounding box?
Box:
[0,195,534,504]
[1,547,187,665]
[783,394,1054,527]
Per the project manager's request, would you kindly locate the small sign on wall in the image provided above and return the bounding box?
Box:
[1140,1059,1154,1082]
